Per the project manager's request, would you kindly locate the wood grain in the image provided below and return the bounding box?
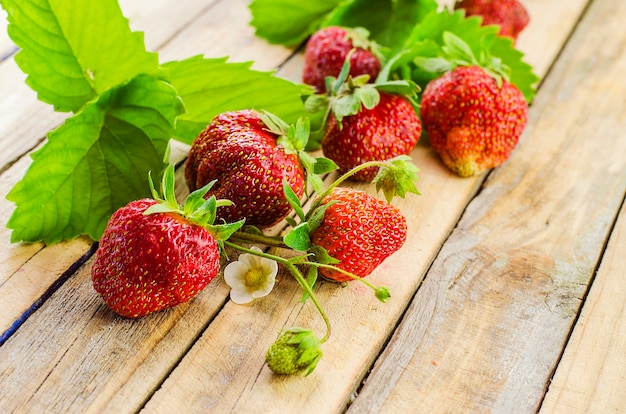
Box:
[539,202,626,413]
[141,1,595,413]
[347,0,626,412]
[0,7,14,61]
[0,0,617,413]
[0,0,290,340]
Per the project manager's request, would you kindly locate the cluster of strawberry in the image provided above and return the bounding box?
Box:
[303,0,529,179]
[90,0,531,376]
[91,110,418,375]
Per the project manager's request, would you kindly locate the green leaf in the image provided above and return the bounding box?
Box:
[283,222,311,251]
[249,0,341,46]
[292,117,311,152]
[260,110,291,137]
[312,157,338,175]
[309,245,340,265]
[6,75,184,243]
[490,35,539,102]
[304,94,330,113]
[162,56,313,144]
[355,85,380,110]
[1,0,159,112]
[399,10,539,102]
[441,31,478,65]
[297,151,323,193]
[278,117,310,154]
[325,0,437,53]
[283,179,306,222]
[300,265,318,302]
[184,180,218,217]
[306,201,337,233]
[332,94,361,122]
[374,79,420,97]
[208,219,246,241]
[412,56,454,73]
[333,49,355,90]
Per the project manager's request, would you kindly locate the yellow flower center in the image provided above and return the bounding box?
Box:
[244,267,266,290]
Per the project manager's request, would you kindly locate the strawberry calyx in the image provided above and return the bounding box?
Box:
[412,31,510,86]
[145,165,245,242]
[340,26,384,62]
[304,49,420,128]
[259,111,338,193]
[313,155,420,206]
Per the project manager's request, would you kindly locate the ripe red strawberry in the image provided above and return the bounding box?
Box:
[303,26,381,93]
[92,167,242,318]
[185,110,306,228]
[310,187,407,282]
[322,92,421,182]
[456,0,529,42]
[420,65,528,177]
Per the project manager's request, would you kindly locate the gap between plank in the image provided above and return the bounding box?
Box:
[535,190,626,413]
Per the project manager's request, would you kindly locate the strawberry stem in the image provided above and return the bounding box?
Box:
[229,231,288,248]
[309,262,391,303]
[308,159,402,213]
[223,241,332,343]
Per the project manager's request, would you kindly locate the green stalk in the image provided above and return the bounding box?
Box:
[309,262,389,302]
[223,240,332,343]
[308,160,392,214]
[229,231,287,248]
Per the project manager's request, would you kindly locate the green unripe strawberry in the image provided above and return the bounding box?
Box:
[265,327,323,376]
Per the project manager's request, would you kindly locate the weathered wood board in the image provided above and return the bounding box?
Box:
[1,0,623,413]
[539,201,626,413]
[0,7,13,59]
[347,0,626,412]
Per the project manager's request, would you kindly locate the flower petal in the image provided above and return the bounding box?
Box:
[230,288,254,304]
[224,261,248,288]
[251,277,276,299]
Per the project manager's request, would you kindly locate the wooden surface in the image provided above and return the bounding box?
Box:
[0,0,624,413]
[540,203,626,413]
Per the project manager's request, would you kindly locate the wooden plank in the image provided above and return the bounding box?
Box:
[515,0,590,78]
[346,0,626,412]
[0,152,96,342]
[140,2,595,414]
[155,0,292,69]
[0,250,234,413]
[0,0,299,412]
[0,7,15,61]
[0,1,594,413]
[539,201,626,413]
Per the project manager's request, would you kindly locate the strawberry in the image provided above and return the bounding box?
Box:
[303,26,381,93]
[185,110,308,229]
[321,91,422,182]
[420,65,528,177]
[265,327,323,376]
[455,0,530,42]
[310,187,407,283]
[303,50,422,182]
[92,166,243,318]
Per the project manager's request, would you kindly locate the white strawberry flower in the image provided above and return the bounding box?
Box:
[224,246,278,304]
